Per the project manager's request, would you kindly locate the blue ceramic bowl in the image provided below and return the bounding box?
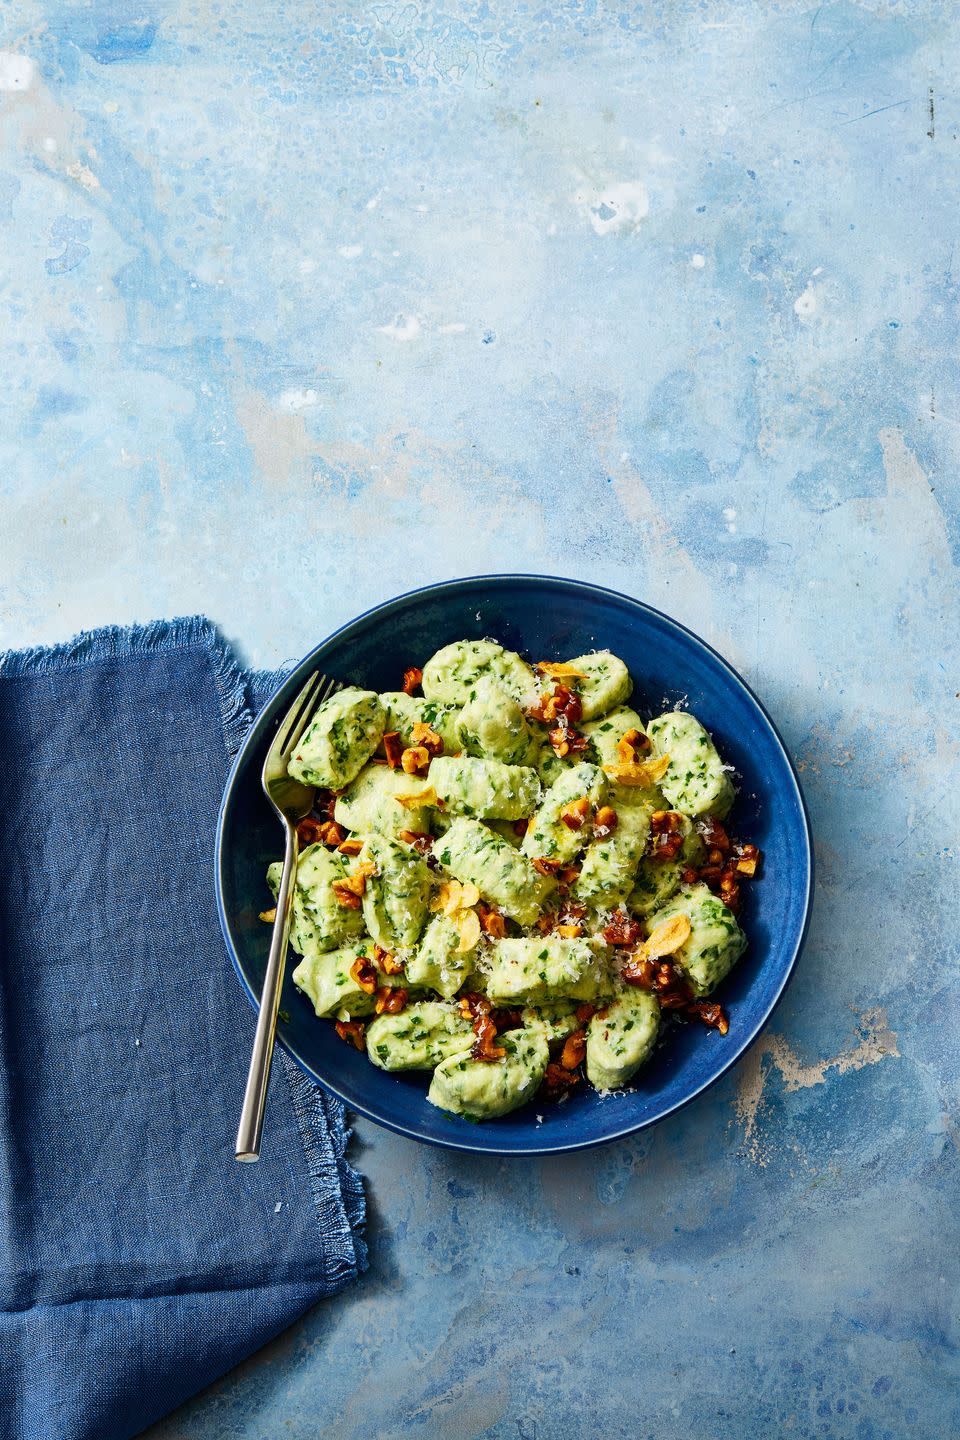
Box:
[216,576,812,1155]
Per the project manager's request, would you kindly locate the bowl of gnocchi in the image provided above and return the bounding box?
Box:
[216,575,812,1154]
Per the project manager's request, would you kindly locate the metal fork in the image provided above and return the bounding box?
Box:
[235,670,338,1162]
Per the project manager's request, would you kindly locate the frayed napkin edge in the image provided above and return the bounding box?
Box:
[0,614,368,1283]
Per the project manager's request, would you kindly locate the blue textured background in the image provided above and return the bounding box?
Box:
[1,2,957,1437]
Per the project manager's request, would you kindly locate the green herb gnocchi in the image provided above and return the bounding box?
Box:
[265,639,761,1122]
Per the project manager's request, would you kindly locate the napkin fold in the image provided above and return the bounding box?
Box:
[0,618,366,1440]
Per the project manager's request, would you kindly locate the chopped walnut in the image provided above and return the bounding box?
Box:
[410,721,443,756]
[374,944,405,976]
[559,796,591,831]
[593,805,618,838]
[560,1030,587,1070]
[332,884,362,910]
[296,816,326,847]
[335,1019,366,1051]
[399,829,434,858]
[337,837,364,856]
[402,666,423,696]
[401,745,430,776]
[477,902,507,939]
[349,955,378,994]
[602,910,644,947]
[691,1000,729,1034]
[540,1062,582,1098]
[648,810,686,861]
[259,907,277,923]
[556,923,583,938]
[575,1002,596,1025]
[382,731,404,768]
[530,857,580,888]
[472,1011,506,1062]
[374,986,408,1015]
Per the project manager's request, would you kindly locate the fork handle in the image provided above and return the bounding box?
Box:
[235,822,298,1161]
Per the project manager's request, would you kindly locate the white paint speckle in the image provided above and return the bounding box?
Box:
[103,99,119,115]
[794,281,819,320]
[690,253,706,268]
[67,161,100,191]
[274,1201,282,1213]
[376,314,421,342]
[278,388,319,412]
[42,137,57,154]
[299,258,317,275]
[0,52,36,92]
[573,180,649,236]
[338,244,363,259]
[365,190,382,210]
[723,507,737,521]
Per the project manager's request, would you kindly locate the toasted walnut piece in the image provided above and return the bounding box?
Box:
[259,907,277,923]
[698,817,731,853]
[603,910,644,948]
[374,944,405,976]
[575,1002,596,1025]
[693,1000,729,1034]
[401,745,430,776]
[402,666,423,696]
[335,1019,366,1051]
[530,857,580,886]
[477,902,507,939]
[559,796,592,831]
[397,785,438,809]
[541,1062,582,1097]
[459,992,488,1021]
[472,1012,506,1062]
[593,805,619,837]
[560,1030,587,1071]
[454,908,482,953]
[296,816,326,846]
[317,820,346,848]
[548,728,570,758]
[314,790,338,820]
[340,862,376,898]
[399,829,434,858]
[332,884,362,910]
[349,955,378,994]
[556,923,583,938]
[410,721,443,756]
[337,837,364,856]
[382,730,404,768]
[375,986,409,1015]
[622,955,657,989]
[642,912,692,960]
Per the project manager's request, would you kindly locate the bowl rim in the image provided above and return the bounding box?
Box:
[215,573,814,1155]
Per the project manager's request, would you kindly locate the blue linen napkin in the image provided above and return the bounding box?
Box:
[0,618,366,1440]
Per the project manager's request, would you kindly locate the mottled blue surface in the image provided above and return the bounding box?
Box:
[1,1,957,1437]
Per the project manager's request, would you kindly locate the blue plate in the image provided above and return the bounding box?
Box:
[216,575,813,1155]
